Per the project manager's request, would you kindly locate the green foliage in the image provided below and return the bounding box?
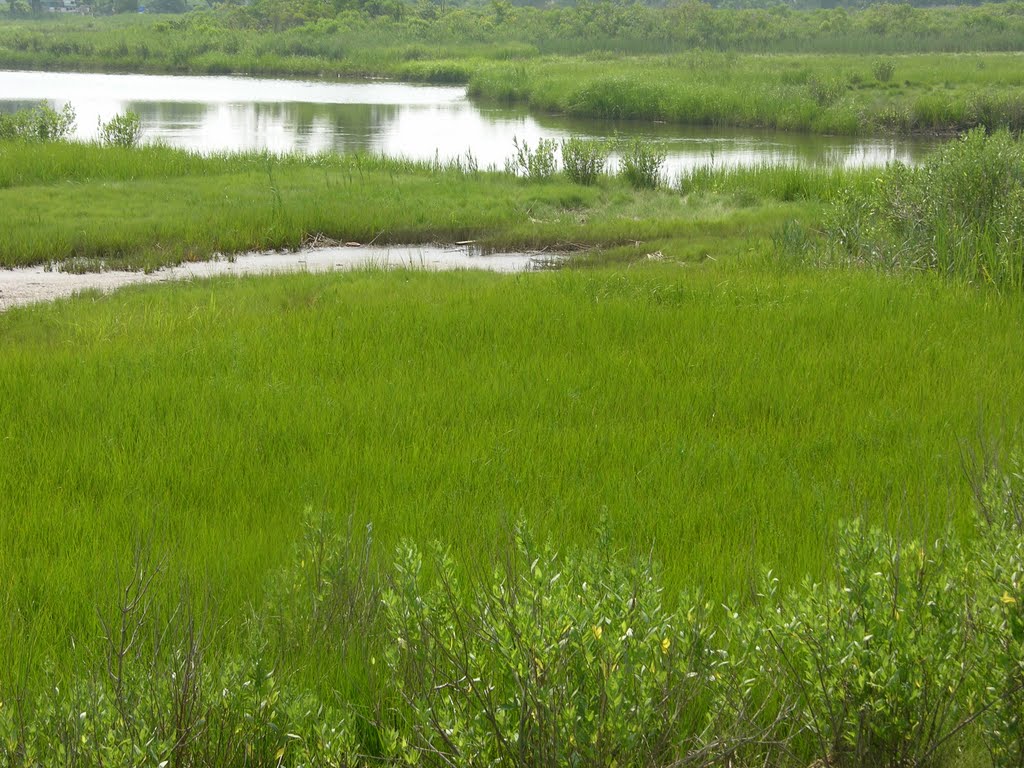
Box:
[263,508,379,663]
[807,74,845,106]
[819,128,1024,289]
[617,137,666,190]
[969,447,1024,767]
[759,523,979,767]
[97,110,143,148]
[380,526,721,767]
[560,136,608,186]
[0,102,75,142]
[0,641,362,767]
[507,135,557,180]
[8,498,1024,766]
[378,508,1024,768]
[872,57,895,83]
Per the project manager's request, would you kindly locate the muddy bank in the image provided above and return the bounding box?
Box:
[0,244,552,312]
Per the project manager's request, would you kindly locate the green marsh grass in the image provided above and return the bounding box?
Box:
[4,138,1024,762]
[0,141,824,270]
[467,51,1024,135]
[2,262,1024,684]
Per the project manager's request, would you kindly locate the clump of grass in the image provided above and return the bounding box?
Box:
[807,75,845,106]
[817,127,1024,289]
[680,162,858,202]
[872,57,895,83]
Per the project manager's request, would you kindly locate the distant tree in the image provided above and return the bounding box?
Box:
[147,0,186,11]
[9,0,37,14]
[492,0,511,22]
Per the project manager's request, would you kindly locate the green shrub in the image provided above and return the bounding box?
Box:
[9,467,1024,765]
[617,137,666,190]
[560,136,609,186]
[0,547,362,767]
[969,447,1024,767]
[507,135,557,181]
[98,111,143,148]
[262,508,379,662]
[0,102,76,142]
[380,526,740,767]
[818,127,1024,289]
[757,521,980,767]
[807,75,845,106]
[872,58,896,83]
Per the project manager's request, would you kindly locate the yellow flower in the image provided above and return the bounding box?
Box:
[661,637,671,655]
[592,625,603,641]
[1002,591,1017,606]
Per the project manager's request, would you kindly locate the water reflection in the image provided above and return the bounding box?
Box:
[1,69,937,172]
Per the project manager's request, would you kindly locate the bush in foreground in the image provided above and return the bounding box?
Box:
[3,461,1024,766]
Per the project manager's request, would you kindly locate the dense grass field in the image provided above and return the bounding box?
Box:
[466,51,1024,134]
[3,256,1024,764]
[3,258,1024,663]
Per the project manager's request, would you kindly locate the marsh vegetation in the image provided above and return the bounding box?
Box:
[4,3,1024,765]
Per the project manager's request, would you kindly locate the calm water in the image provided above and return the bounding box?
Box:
[1,69,937,175]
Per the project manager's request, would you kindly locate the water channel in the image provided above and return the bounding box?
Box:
[1,69,937,176]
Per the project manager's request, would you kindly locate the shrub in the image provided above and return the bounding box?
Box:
[12,468,1024,765]
[817,128,1024,289]
[617,137,667,190]
[263,508,379,662]
[0,102,76,142]
[98,111,144,148]
[807,75,845,106]
[560,136,609,186]
[872,58,896,83]
[968,447,1024,768]
[507,135,557,181]
[757,521,981,768]
[380,526,749,767]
